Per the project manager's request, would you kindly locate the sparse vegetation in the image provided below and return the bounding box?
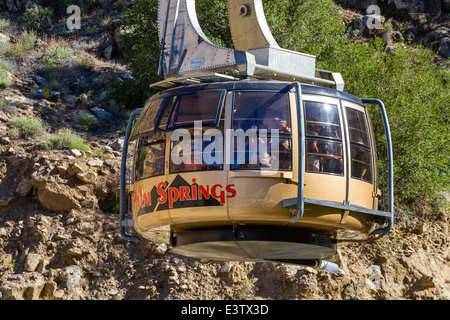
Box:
[0,97,7,110]
[4,30,37,57]
[0,58,13,87]
[9,116,47,139]
[21,4,53,32]
[60,0,99,14]
[40,45,74,69]
[38,128,89,151]
[77,51,95,70]
[77,114,97,130]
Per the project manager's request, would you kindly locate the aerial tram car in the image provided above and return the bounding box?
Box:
[119,0,393,272]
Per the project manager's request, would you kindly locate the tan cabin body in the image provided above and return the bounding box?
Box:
[127,80,389,265]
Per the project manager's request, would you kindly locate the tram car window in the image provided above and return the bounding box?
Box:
[135,139,165,181]
[169,129,224,173]
[135,96,168,134]
[231,91,292,170]
[304,101,343,175]
[346,107,372,182]
[346,107,369,145]
[167,90,225,129]
[232,91,291,132]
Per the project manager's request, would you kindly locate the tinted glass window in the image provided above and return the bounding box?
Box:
[304,101,343,175]
[233,91,291,133]
[350,145,372,182]
[231,91,292,171]
[346,107,369,146]
[135,140,165,181]
[306,139,343,175]
[346,108,372,182]
[231,137,292,171]
[305,101,341,139]
[168,91,224,129]
[170,129,224,173]
[132,97,167,137]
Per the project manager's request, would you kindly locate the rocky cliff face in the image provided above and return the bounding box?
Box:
[337,0,449,18]
[0,1,449,300]
[338,0,450,59]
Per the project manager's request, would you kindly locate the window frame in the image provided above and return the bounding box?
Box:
[303,100,344,177]
[134,138,166,182]
[165,89,226,131]
[345,106,373,183]
[230,89,293,171]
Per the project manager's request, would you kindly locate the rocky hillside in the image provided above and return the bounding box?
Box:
[0,1,449,301]
[338,0,450,61]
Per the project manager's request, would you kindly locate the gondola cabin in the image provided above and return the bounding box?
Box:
[119,0,393,271]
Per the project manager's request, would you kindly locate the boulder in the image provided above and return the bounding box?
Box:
[62,94,78,108]
[75,109,99,129]
[103,45,114,60]
[1,137,11,146]
[439,37,450,59]
[76,171,97,185]
[90,106,113,123]
[16,177,32,196]
[67,163,83,176]
[37,182,80,212]
[33,75,45,85]
[113,25,135,55]
[110,138,124,151]
[49,91,61,102]
[0,273,45,300]
[87,158,104,168]
[0,110,9,122]
[24,253,42,272]
[60,265,83,295]
[0,195,16,206]
[70,149,82,158]
[77,93,95,109]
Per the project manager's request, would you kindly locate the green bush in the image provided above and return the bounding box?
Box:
[77,51,94,70]
[21,4,53,32]
[40,45,74,69]
[38,128,89,151]
[9,116,47,139]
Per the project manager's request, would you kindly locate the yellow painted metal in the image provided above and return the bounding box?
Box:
[227,0,279,52]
